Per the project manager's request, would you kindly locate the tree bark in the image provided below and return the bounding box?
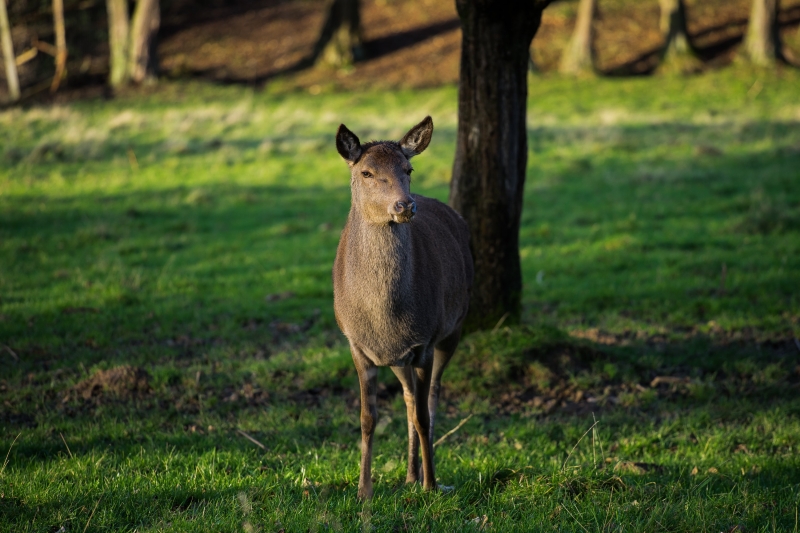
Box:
[559,0,595,75]
[128,0,159,83]
[0,0,19,102]
[449,0,551,331]
[312,0,363,68]
[50,0,67,92]
[106,0,130,87]
[741,0,781,66]
[657,0,699,73]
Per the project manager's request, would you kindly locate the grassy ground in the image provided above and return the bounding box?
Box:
[1,67,800,531]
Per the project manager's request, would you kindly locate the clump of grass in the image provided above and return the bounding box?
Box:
[734,188,800,235]
[448,325,573,396]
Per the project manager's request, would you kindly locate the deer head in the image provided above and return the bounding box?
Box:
[336,116,434,225]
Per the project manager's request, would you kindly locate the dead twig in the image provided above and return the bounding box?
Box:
[562,420,599,471]
[1,344,18,362]
[59,432,74,459]
[433,413,473,448]
[236,429,266,450]
[1,433,21,477]
[491,313,510,333]
[82,498,101,533]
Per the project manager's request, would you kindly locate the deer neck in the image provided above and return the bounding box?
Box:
[344,209,413,294]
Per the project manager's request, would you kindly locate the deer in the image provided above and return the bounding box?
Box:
[332,116,473,499]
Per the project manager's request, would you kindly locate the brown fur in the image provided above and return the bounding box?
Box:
[332,116,473,499]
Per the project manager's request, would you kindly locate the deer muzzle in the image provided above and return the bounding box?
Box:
[391,199,417,223]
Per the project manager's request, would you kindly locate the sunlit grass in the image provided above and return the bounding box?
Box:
[1,67,800,531]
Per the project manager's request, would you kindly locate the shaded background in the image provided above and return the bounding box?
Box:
[2,0,800,101]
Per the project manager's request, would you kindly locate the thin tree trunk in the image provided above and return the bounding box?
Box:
[50,0,67,92]
[450,0,551,331]
[741,0,781,66]
[657,0,699,73]
[311,0,363,68]
[106,0,130,87]
[559,0,595,75]
[128,0,159,83]
[660,0,690,56]
[0,0,19,102]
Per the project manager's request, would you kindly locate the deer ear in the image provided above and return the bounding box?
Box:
[336,124,362,163]
[400,116,433,158]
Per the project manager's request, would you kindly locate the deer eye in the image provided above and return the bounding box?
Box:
[406,169,413,176]
[361,170,373,178]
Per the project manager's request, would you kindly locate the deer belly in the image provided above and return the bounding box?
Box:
[343,316,432,367]
[360,343,423,367]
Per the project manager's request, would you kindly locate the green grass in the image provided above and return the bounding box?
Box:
[2,67,800,531]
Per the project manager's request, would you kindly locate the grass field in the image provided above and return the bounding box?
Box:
[2,67,800,531]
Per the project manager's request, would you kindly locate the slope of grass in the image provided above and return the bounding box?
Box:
[1,67,800,531]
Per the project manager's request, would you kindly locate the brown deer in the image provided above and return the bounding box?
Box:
[332,116,473,499]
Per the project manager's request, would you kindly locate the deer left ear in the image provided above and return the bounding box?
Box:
[400,116,433,159]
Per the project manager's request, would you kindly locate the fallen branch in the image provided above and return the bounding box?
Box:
[236,429,266,450]
[15,47,37,66]
[33,38,58,57]
[433,413,473,448]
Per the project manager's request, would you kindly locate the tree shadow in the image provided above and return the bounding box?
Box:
[164,15,461,87]
[364,18,460,61]
[602,5,800,76]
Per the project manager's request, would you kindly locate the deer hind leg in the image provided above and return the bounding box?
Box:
[350,343,378,500]
[430,327,461,447]
[391,365,420,484]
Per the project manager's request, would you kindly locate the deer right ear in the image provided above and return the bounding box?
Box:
[336,124,362,164]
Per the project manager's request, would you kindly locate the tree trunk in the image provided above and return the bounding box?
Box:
[657,0,699,73]
[0,0,19,102]
[50,0,67,92]
[528,47,540,74]
[312,0,363,68]
[559,0,595,75]
[106,0,130,87]
[449,0,551,331]
[741,0,781,66]
[128,0,159,83]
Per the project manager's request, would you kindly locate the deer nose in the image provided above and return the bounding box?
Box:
[394,200,416,214]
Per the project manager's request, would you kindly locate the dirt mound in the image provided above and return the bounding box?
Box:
[69,366,152,402]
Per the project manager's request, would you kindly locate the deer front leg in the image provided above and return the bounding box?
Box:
[350,343,378,500]
[391,365,420,484]
[413,364,436,491]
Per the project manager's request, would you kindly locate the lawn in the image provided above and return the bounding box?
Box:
[1,67,800,531]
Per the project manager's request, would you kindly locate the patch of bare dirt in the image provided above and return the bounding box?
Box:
[5,0,800,103]
[66,365,152,403]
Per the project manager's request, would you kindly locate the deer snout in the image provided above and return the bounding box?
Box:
[391,199,417,222]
